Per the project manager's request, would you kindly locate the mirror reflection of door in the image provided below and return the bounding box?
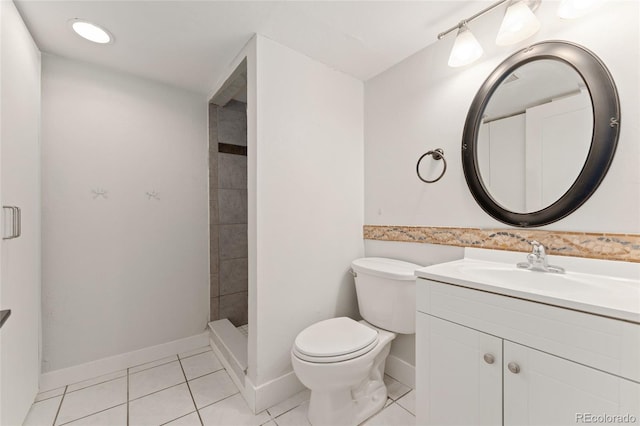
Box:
[527,91,592,211]
[477,60,593,213]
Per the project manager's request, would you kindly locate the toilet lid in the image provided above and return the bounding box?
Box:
[294,317,378,358]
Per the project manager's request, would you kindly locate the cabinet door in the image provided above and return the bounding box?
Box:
[0,2,41,425]
[416,314,502,425]
[504,341,640,425]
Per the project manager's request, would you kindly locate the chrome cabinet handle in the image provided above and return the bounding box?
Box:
[483,353,495,364]
[2,206,21,240]
[11,207,18,238]
[507,362,521,374]
[3,206,15,239]
[15,207,21,238]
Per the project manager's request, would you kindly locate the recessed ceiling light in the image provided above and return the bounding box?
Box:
[70,19,113,44]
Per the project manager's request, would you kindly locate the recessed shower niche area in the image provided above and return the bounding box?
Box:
[208,59,249,381]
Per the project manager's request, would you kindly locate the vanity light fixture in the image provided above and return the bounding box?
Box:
[495,0,541,46]
[70,19,113,44]
[557,0,603,19]
[438,0,541,68]
[448,23,484,68]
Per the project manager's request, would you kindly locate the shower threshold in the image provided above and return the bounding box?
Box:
[208,318,248,386]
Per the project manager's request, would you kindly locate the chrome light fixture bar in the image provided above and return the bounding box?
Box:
[439,0,506,41]
[439,0,541,67]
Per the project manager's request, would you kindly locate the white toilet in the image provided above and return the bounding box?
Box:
[291,257,421,426]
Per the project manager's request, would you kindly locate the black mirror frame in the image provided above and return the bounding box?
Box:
[462,41,620,227]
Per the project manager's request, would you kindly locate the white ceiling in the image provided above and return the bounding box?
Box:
[485,59,587,120]
[15,0,486,96]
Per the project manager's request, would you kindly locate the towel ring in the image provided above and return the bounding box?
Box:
[416,148,447,183]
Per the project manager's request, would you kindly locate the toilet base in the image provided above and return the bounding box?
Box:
[306,340,391,426]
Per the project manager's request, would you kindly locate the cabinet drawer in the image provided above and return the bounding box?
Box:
[417,278,640,382]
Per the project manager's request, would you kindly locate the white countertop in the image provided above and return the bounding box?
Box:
[415,248,640,323]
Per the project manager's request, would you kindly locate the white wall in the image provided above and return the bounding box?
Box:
[41,55,209,372]
[0,1,41,423]
[365,1,639,233]
[252,35,364,387]
[364,1,640,368]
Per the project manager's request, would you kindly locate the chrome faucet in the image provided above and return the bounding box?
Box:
[517,241,565,274]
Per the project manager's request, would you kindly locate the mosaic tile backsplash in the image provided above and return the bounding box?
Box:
[364,225,640,263]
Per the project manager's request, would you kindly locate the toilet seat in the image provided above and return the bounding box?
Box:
[293,317,379,363]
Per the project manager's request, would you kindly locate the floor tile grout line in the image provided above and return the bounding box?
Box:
[186,366,225,382]
[178,355,205,426]
[33,393,65,404]
[384,373,411,386]
[178,348,212,361]
[55,403,127,426]
[35,350,228,426]
[273,402,305,421]
[127,363,223,403]
[51,385,67,426]
[393,400,416,417]
[266,392,311,419]
[395,390,413,405]
[159,410,199,426]
[64,374,127,396]
[127,352,224,402]
[128,380,187,403]
[388,389,412,401]
[194,390,241,412]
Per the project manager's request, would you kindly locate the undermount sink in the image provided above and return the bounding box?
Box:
[416,248,640,323]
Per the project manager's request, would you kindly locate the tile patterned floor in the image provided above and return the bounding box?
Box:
[23,346,415,425]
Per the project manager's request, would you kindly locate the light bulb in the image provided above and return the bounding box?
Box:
[448,24,484,68]
[496,1,541,46]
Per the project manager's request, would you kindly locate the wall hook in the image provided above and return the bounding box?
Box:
[92,188,108,199]
[145,190,160,201]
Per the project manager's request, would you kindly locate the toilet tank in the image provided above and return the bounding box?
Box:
[351,258,422,334]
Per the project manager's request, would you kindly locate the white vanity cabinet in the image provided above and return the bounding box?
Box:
[503,340,639,425]
[416,278,640,426]
[417,313,502,425]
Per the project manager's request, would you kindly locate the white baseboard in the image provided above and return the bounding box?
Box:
[251,370,305,414]
[208,328,304,414]
[39,332,209,392]
[385,354,415,388]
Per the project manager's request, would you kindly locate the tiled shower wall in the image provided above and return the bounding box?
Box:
[209,100,248,325]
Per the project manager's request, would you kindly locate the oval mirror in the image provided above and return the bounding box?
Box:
[462,41,620,227]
